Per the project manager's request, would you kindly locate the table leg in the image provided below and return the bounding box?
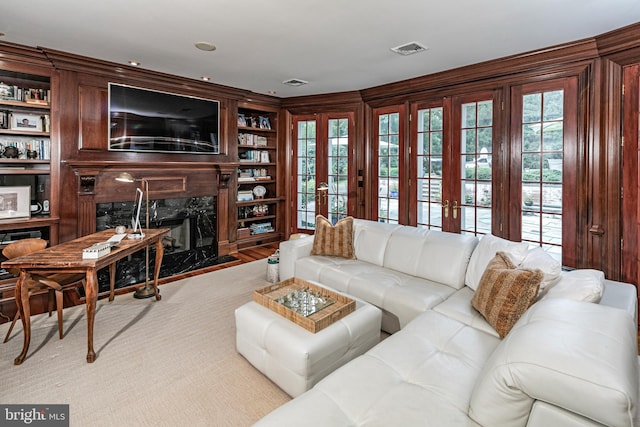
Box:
[108,262,116,302]
[153,239,164,301]
[14,272,31,365]
[85,269,98,363]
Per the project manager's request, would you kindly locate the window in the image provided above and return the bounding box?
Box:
[415,106,444,229]
[374,106,405,223]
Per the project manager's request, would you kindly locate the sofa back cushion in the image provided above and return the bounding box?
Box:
[353,219,400,266]
[382,226,477,289]
[469,298,639,427]
[415,231,478,289]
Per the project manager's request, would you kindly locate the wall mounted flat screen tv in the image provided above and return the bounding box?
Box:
[108,83,220,154]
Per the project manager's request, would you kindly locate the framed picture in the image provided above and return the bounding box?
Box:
[10,113,42,132]
[259,116,271,129]
[237,113,246,127]
[260,151,270,163]
[0,186,30,219]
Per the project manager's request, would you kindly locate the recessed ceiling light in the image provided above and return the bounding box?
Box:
[390,41,428,56]
[128,60,141,66]
[267,90,277,95]
[282,78,308,87]
[195,42,216,52]
[201,76,211,81]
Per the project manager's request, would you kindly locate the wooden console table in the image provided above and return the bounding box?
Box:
[1,228,169,365]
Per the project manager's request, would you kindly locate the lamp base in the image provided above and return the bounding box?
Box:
[133,284,158,299]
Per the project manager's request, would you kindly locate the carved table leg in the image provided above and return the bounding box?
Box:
[108,262,116,302]
[153,239,164,301]
[85,269,97,363]
[14,272,31,365]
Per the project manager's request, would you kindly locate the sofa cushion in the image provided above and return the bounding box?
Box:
[415,231,478,289]
[541,269,604,303]
[469,298,639,427]
[352,219,400,266]
[256,310,500,426]
[465,234,530,291]
[520,246,561,296]
[310,215,355,259]
[471,252,542,338]
[433,287,499,338]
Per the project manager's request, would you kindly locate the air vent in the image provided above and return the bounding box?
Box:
[391,42,428,56]
[282,78,308,87]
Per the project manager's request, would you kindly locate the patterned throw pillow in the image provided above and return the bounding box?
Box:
[471,251,543,338]
[310,215,355,259]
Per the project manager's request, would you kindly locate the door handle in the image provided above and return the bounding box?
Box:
[452,201,459,220]
[442,200,449,218]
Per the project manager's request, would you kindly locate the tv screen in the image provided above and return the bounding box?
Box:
[108,83,220,154]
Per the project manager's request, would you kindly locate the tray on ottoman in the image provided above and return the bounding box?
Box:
[253,277,355,333]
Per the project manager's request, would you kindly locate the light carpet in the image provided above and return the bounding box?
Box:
[0,259,291,426]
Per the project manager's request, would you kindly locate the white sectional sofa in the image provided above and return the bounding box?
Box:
[255,219,639,427]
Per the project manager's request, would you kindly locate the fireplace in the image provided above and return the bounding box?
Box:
[94,195,221,293]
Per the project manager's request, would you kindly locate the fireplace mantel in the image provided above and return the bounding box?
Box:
[67,159,237,258]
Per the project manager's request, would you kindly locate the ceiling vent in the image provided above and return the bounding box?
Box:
[282,78,308,87]
[391,42,428,56]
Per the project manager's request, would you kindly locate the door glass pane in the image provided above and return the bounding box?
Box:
[460,100,493,236]
[296,120,317,230]
[327,118,349,224]
[416,107,443,230]
[521,89,563,260]
[378,112,399,223]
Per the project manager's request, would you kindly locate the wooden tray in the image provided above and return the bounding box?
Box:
[253,277,355,333]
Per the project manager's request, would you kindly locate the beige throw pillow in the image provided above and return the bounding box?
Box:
[310,215,355,259]
[471,251,543,338]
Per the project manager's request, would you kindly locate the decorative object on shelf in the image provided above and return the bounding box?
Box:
[252,204,269,216]
[237,113,246,127]
[260,151,270,163]
[252,185,266,199]
[0,110,8,129]
[2,145,20,158]
[259,116,271,129]
[10,113,43,132]
[0,82,15,100]
[0,186,30,219]
[238,190,254,201]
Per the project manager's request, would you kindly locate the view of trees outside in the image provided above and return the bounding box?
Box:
[378,112,400,223]
[296,120,317,229]
[416,107,443,229]
[521,90,563,259]
[460,100,493,236]
[327,118,349,224]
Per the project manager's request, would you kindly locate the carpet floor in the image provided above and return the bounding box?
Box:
[0,259,291,426]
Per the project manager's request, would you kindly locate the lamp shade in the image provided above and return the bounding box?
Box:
[115,172,135,183]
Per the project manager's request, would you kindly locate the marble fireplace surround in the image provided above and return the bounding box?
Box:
[68,161,236,291]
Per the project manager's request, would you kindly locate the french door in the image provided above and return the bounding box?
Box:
[406,81,577,264]
[409,92,496,236]
[292,113,355,232]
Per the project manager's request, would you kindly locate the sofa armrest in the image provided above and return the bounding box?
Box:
[469,298,638,427]
[600,279,638,326]
[278,237,313,280]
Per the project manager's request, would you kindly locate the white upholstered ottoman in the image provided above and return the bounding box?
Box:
[235,294,381,397]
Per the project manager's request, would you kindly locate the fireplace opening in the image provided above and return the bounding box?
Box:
[94,195,225,293]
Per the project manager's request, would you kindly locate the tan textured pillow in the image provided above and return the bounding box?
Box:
[310,215,355,259]
[471,251,543,338]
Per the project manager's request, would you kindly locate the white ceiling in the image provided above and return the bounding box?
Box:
[1,0,640,98]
